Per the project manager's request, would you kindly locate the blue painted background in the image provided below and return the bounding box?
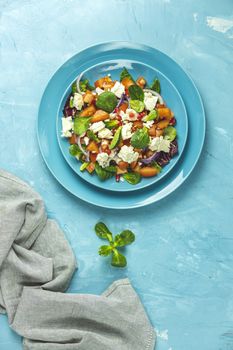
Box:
[0,0,233,349]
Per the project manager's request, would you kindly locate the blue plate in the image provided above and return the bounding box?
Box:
[37,42,205,209]
[57,60,188,192]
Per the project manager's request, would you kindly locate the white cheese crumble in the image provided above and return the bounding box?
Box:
[61,117,73,137]
[96,87,104,95]
[73,93,84,110]
[89,121,105,133]
[143,120,154,128]
[144,92,158,111]
[149,136,170,153]
[96,152,111,168]
[118,145,139,163]
[109,112,117,120]
[83,137,89,145]
[111,81,125,98]
[98,128,113,139]
[120,108,138,122]
[122,122,133,140]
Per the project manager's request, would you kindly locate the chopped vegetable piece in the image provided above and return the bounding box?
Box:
[130,100,145,112]
[79,105,96,117]
[144,109,158,121]
[96,92,118,113]
[164,126,177,141]
[91,110,109,123]
[80,162,89,171]
[86,140,99,153]
[109,126,122,150]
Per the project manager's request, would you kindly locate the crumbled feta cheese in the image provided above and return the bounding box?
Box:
[96,152,111,168]
[111,81,125,98]
[109,112,117,120]
[98,128,113,139]
[84,137,89,145]
[61,117,73,137]
[118,145,139,163]
[143,120,154,128]
[120,109,138,122]
[122,122,133,140]
[96,87,105,95]
[89,121,105,133]
[73,93,84,110]
[144,92,158,111]
[149,136,170,153]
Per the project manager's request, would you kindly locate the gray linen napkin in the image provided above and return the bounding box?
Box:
[0,169,155,350]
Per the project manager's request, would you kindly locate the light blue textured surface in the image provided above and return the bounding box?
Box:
[0,1,233,350]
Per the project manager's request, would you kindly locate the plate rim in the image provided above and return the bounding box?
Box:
[37,41,206,209]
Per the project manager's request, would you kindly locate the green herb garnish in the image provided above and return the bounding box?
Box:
[131,127,149,149]
[123,172,141,185]
[96,92,118,113]
[74,117,91,136]
[86,130,100,142]
[71,82,77,93]
[80,162,89,171]
[79,79,94,92]
[128,85,144,102]
[95,222,135,268]
[151,78,161,93]
[120,67,134,82]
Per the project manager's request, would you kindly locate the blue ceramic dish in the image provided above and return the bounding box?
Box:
[56,60,188,192]
[37,42,205,209]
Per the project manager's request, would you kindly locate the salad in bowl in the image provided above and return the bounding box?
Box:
[61,68,178,185]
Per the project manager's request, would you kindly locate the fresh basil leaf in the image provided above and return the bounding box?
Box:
[71,82,77,93]
[79,79,94,92]
[95,163,114,181]
[95,222,113,241]
[86,130,100,142]
[123,172,141,185]
[109,126,122,150]
[120,67,134,82]
[104,120,119,129]
[114,230,135,247]
[74,117,91,136]
[111,249,127,267]
[98,245,113,256]
[144,109,158,121]
[164,126,177,141]
[96,92,118,113]
[130,100,144,112]
[128,85,144,102]
[151,78,161,93]
[131,127,149,149]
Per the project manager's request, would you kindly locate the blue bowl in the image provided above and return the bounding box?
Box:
[57,60,188,192]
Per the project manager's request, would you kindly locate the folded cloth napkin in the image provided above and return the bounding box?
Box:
[0,169,155,350]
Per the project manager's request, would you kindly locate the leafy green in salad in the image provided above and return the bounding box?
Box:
[109,126,122,150]
[96,92,118,113]
[120,67,134,82]
[79,79,94,92]
[95,163,116,181]
[74,117,91,136]
[144,109,158,121]
[130,100,145,112]
[128,84,144,102]
[95,222,135,267]
[123,172,141,185]
[131,127,150,149]
[150,78,161,93]
[164,126,177,141]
